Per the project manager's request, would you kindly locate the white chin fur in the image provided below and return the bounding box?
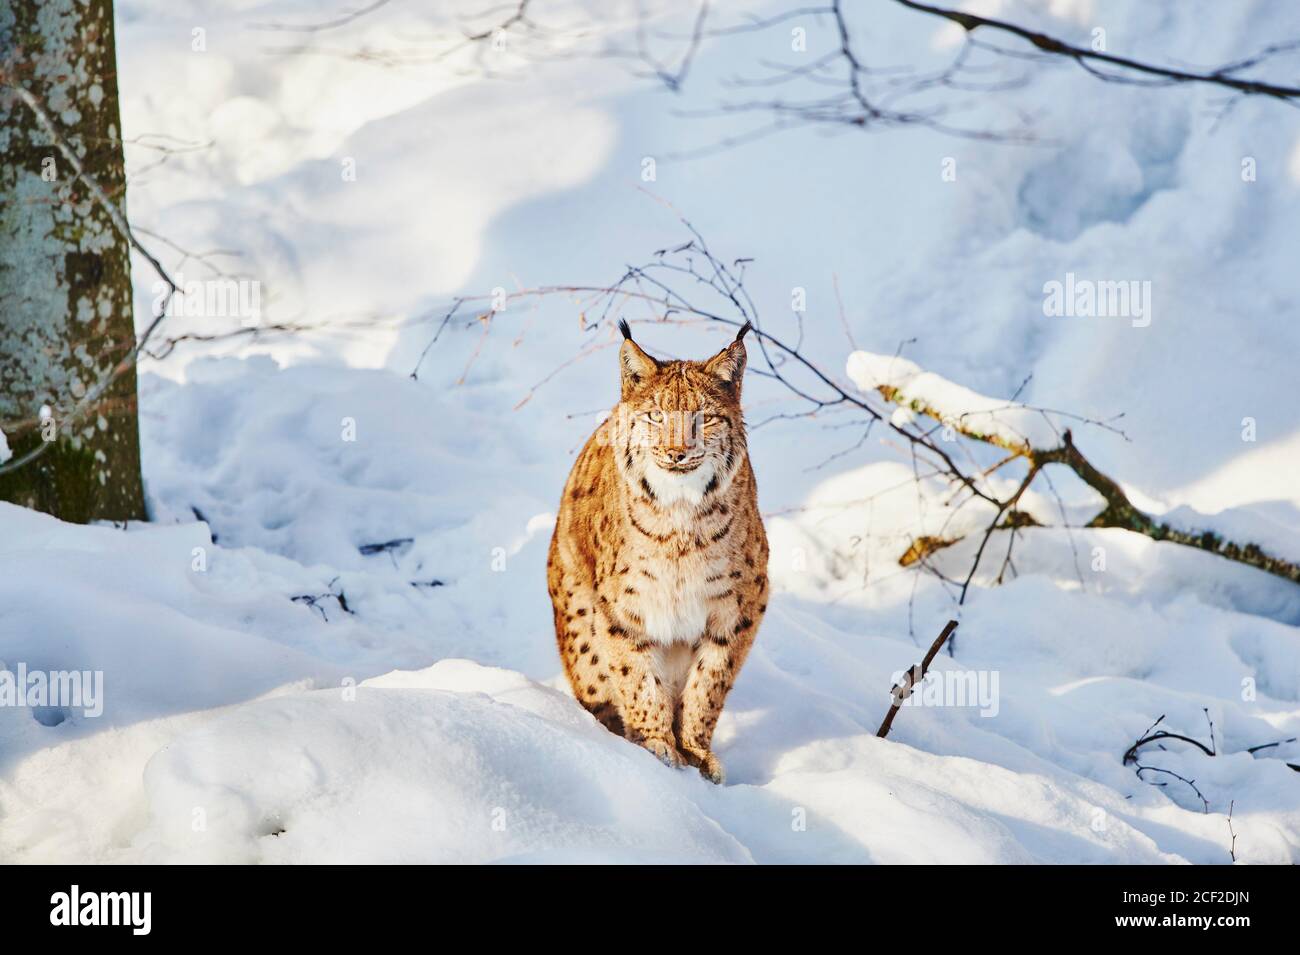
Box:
[643,460,715,507]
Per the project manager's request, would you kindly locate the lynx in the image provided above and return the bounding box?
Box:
[546,320,769,784]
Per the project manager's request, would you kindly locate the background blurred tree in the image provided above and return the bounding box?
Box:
[0,0,146,522]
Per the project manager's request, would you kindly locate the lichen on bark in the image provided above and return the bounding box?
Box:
[0,0,145,521]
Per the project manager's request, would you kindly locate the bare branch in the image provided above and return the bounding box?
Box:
[249,0,395,34]
[893,0,1300,101]
[876,619,959,738]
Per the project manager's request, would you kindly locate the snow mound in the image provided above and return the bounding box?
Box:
[4,466,1297,863]
[135,660,751,864]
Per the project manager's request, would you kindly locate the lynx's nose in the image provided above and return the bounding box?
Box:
[669,451,690,464]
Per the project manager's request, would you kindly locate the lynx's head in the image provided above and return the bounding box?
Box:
[613,320,751,507]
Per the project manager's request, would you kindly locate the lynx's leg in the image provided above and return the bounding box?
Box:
[599,617,682,768]
[677,577,767,784]
[548,546,621,724]
[675,641,740,783]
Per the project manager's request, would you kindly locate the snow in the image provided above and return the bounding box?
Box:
[3,0,1299,863]
[846,350,1060,452]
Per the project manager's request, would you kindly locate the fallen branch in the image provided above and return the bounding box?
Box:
[1123,714,1299,813]
[1134,764,1210,814]
[1122,711,1216,812]
[1245,736,1300,773]
[1122,711,1216,765]
[190,505,218,543]
[876,619,958,738]
[853,352,1300,589]
[290,576,354,621]
[358,537,414,556]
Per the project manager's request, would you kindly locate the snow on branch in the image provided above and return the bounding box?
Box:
[848,350,1300,588]
[848,351,1058,454]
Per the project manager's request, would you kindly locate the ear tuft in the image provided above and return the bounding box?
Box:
[704,331,748,392]
[619,330,659,398]
[734,321,753,343]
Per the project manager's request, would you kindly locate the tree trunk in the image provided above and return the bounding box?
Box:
[0,0,146,523]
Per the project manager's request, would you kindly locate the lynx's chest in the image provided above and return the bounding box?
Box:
[608,462,761,647]
[619,507,734,645]
[634,556,715,644]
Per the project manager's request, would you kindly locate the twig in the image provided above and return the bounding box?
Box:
[249,0,394,33]
[290,577,354,621]
[358,537,414,555]
[1227,799,1237,862]
[894,0,1300,101]
[1122,712,1217,765]
[1122,713,1216,813]
[1134,765,1210,813]
[1245,736,1297,754]
[876,619,958,738]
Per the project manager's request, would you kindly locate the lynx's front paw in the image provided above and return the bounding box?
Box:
[696,752,725,785]
[638,736,685,769]
[680,745,726,784]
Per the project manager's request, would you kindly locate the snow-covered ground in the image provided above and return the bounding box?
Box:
[2,0,1299,863]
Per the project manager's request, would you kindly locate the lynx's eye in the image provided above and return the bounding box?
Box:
[703,414,723,424]
[645,410,665,424]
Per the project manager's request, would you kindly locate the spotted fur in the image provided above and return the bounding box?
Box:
[546,321,769,783]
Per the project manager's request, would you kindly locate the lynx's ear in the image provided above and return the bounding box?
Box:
[618,320,659,398]
[703,322,750,393]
